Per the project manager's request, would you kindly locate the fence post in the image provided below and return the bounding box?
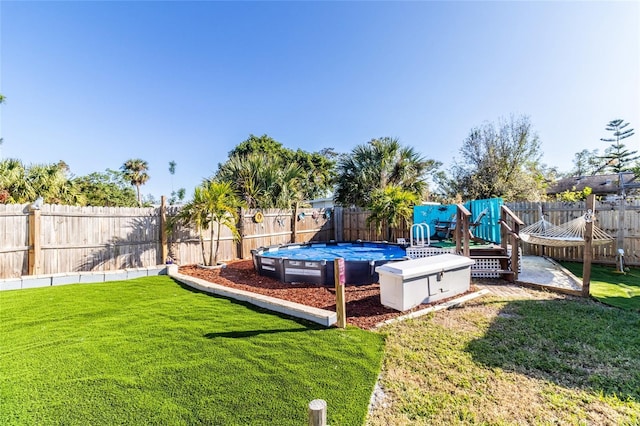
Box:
[334,206,343,241]
[160,196,168,264]
[581,194,595,297]
[616,196,625,269]
[308,399,327,426]
[28,207,41,275]
[292,206,298,244]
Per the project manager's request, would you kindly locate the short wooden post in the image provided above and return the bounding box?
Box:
[581,194,595,297]
[28,207,42,275]
[308,399,327,426]
[160,196,168,264]
[334,258,346,328]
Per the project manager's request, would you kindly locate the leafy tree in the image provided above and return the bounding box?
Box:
[222,134,336,203]
[121,158,150,207]
[568,149,602,176]
[227,134,285,158]
[440,115,546,202]
[170,188,186,205]
[0,159,30,203]
[334,137,440,207]
[74,169,138,206]
[172,180,245,266]
[168,160,186,205]
[0,159,84,205]
[26,162,84,205]
[366,185,418,241]
[599,119,638,173]
[553,186,593,202]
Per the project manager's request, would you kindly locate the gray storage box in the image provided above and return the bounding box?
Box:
[376,254,475,311]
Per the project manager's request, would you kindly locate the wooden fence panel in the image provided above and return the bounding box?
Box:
[341,208,410,242]
[294,208,334,244]
[0,204,29,278]
[166,206,238,265]
[239,209,292,258]
[38,205,160,274]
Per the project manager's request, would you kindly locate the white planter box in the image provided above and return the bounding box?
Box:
[376,254,475,311]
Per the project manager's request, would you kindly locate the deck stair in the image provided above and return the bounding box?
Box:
[405,244,520,281]
[469,247,516,282]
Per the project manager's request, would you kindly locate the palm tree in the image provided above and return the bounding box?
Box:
[0,159,31,203]
[121,159,150,206]
[216,152,304,209]
[366,185,418,241]
[334,137,440,207]
[173,180,245,266]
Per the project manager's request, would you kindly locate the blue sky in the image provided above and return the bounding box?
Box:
[1,1,638,201]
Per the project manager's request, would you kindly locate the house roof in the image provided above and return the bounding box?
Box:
[547,172,638,195]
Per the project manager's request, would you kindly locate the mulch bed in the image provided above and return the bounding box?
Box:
[179,260,486,330]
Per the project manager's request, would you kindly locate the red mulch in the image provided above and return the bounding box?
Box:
[179,259,483,330]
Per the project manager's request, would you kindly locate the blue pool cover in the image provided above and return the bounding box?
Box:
[259,242,407,262]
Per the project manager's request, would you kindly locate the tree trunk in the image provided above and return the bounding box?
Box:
[136,184,141,206]
[213,221,222,265]
[209,224,215,266]
[199,229,207,265]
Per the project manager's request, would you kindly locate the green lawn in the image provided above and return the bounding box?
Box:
[0,276,384,425]
[561,262,640,311]
[369,293,640,425]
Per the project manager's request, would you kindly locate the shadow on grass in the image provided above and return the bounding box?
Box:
[170,278,327,330]
[204,328,311,339]
[466,298,640,403]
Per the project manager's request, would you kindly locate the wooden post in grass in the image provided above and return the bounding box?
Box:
[160,196,168,265]
[308,399,327,426]
[334,258,347,328]
[581,194,595,297]
[28,205,41,275]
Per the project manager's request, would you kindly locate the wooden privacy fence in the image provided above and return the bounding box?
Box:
[1,199,637,278]
[0,203,335,279]
[339,201,640,267]
[507,199,640,266]
[340,207,411,242]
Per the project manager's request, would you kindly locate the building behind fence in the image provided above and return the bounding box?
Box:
[0,200,638,278]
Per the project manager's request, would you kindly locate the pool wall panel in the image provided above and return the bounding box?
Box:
[252,242,405,286]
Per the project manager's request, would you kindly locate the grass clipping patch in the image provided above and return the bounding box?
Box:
[369,293,640,425]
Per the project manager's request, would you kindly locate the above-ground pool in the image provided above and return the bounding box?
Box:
[251,241,407,285]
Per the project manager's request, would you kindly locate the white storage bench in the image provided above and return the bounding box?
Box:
[375,254,475,311]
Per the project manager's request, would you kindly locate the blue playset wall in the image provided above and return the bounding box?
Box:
[413,198,503,243]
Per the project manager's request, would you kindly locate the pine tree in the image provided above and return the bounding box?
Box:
[599,119,638,173]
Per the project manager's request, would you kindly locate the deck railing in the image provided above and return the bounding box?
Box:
[500,205,524,280]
